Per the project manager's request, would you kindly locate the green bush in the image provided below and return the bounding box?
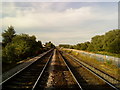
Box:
[2,26,44,64]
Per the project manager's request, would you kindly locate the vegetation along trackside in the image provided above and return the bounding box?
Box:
[2,26,55,72]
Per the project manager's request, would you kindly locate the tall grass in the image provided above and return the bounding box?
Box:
[63,49,120,80]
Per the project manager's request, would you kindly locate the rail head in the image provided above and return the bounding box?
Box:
[58,50,83,90]
[63,51,119,90]
[0,49,53,85]
[32,51,53,90]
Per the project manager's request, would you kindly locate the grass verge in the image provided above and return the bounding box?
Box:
[63,49,120,81]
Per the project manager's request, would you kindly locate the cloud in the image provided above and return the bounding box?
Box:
[2,0,120,2]
[1,2,118,45]
[2,5,117,28]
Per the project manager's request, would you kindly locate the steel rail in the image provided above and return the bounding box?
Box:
[64,52,119,90]
[32,52,53,90]
[58,50,83,90]
[0,49,53,86]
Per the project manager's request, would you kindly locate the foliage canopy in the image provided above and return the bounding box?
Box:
[59,29,120,54]
[2,26,54,64]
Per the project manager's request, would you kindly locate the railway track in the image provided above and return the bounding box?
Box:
[1,49,53,89]
[1,48,119,89]
[60,51,119,90]
[1,49,82,89]
[32,49,82,89]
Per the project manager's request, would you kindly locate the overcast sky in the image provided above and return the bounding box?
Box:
[1,0,120,2]
[1,1,118,45]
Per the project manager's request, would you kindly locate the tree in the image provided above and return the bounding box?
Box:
[109,38,120,53]
[12,34,38,58]
[80,42,90,50]
[2,43,16,63]
[87,44,94,51]
[37,41,43,48]
[2,26,48,64]
[59,29,120,54]
[2,33,44,63]
[45,41,55,48]
[90,35,104,51]
[2,26,16,46]
[35,40,43,54]
[103,29,120,53]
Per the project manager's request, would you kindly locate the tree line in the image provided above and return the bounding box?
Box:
[2,26,55,64]
[59,29,120,54]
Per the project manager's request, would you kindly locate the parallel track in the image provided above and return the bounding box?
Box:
[60,51,119,90]
[1,50,53,89]
[1,49,119,90]
[32,49,82,89]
